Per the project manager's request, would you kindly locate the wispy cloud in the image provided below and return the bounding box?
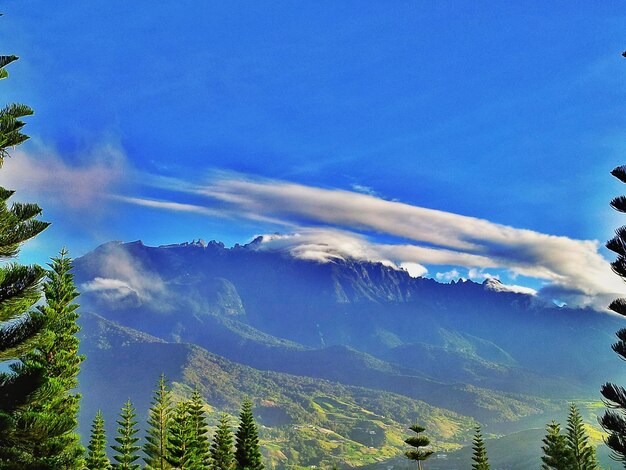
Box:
[116,172,623,309]
[0,142,129,211]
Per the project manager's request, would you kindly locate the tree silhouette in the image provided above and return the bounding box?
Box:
[600,163,626,467]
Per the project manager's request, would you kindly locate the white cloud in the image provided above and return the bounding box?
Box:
[118,173,624,309]
[400,262,428,278]
[195,176,623,303]
[436,269,462,282]
[482,278,538,296]
[81,277,138,302]
[0,142,129,210]
[85,243,166,304]
[254,229,388,264]
[467,268,499,281]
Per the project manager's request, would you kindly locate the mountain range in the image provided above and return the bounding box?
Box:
[72,239,626,468]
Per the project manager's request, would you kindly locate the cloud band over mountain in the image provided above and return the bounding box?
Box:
[121,173,621,309]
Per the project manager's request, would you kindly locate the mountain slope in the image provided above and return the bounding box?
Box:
[77,312,477,468]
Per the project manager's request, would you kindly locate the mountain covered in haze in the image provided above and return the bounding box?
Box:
[73,239,626,468]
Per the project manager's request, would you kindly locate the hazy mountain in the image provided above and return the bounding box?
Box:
[72,239,626,467]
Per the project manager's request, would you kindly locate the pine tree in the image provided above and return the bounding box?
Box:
[166,400,195,469]
[471,426,489,470]
[188,389,211,469]
[601,163,626,467]
[0,44,51,467]
[16,250,85,469]
[404,423,433,470]
[541,421,574,470]
[144,374,172,470]
[86,411,111,470]
[111,400,141,470]
[566,404,598,470]
[235,398,264,470]
[211,413,235,470]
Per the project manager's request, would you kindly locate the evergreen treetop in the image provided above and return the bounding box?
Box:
[235,398,264,470]
[86,411,111,470]
[166,400,195,469]
[566,404,597,470]
[404,423,433,470]
[541,421,574,470]
[144,374,172,470]
[471,426,490,470]
[15,250,85,469]
[211,413,235,470]
[111,400,141,470]
[188,389,211,469]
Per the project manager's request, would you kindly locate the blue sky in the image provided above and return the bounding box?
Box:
[1,1,625,305]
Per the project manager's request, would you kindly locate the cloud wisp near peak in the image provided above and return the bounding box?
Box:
[121,172,623,309]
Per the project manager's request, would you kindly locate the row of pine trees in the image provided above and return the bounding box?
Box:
[408,403,598,470]
[84,376,263,470]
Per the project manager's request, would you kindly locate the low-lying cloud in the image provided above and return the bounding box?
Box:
[118,173,624,309]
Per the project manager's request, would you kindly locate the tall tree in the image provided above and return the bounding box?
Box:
[111,400,141,470]
[144,374,172,470]
[188,389,211,469]
[16,250,85,469]
[166,400,195,469]
[235,398,264,470]
[404,423,433,470]
[566,404,597,470]
[541,421,574,470]
[211,413,235,470]
[86,411,111,470]
[600,163,626,467]
[0,44,50,467]
[471,426,490,470]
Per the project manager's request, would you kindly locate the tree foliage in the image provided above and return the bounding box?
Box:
[601,163,626,467]
[14,250,85,469]
[471,426,489,470]
[111,400,141,470]
[144,374,172,470]
[404,423,433,470]
[166,400,196,469]
[0,37,50,468]
[188,389,211,469]
[235,398,264,470]
[541,421,574,470]
[566,404,597,470]
[211,413,235,470]
[86,411,111,470]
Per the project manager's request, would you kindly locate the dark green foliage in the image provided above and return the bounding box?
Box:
[166,400,195,469]
[601,164,626,467]
[404,423,433,470]
[211,413,235,470]
[86,411,111,470]
[188,389,211,469]
[0,53,33,161]
[566,404,597,470]
[471,426,489,470]
[144,374,172,470]
[541,421,574,470]
[235,398,263,470]
[0,39,50,468]
[13,250,85,469]
[111,400,141,470]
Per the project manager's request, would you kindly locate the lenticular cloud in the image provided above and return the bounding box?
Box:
[126,172,624,309]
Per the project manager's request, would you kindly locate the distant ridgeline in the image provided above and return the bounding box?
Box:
[73,239,625,469]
